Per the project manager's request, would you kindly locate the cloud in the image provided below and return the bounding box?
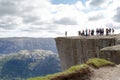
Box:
[21,24,58,33]
[22,16,40,24]
[48,30,62,35]
[113,7,120,22]
[0,0,25,16]
[87,0,113,8]
[0,16,21,30]
[0,22,16,30]
[0,2,16,16]
[0,0,52,27]
[0,0,119,37]
[106,23,120,29]
[54,17,77,25]
[88,14,104,21]
[74,1,85,10]
[89,0,106,6]
[51,0,78,5]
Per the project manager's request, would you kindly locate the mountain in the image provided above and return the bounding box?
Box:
[0,50,61,80]
[0,37,57,54]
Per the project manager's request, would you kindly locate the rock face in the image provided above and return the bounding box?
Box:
[55,35,120,70]
[101,45,120,64]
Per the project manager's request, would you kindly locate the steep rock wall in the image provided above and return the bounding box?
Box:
[55,36,116,70]
[100,45,120,64]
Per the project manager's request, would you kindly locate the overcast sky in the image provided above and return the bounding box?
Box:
[0,0,120,37]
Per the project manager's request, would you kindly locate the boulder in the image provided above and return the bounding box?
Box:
[100,45,120,64]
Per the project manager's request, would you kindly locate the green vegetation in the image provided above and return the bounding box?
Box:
[0,50,61,80]
[86,58,115,68]
[28,64,90,80]
[28,58,116,80]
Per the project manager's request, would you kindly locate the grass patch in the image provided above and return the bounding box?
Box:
[28,64,90,80]
[86,58,115,68]
[67,64,88,71]
[28,58,115,80]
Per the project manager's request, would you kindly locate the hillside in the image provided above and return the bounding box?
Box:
[29,58,120,80]
[0,37,57,54]
[0,50,61,80]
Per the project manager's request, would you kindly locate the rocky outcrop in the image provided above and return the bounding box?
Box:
[100,45,120,64]
[28,58,118,80]
[55,34,120,70]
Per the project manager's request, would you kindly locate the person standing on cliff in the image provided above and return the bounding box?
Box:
[65,31,67,37]
[78,31,81,36]
[81,30,85,36]
[112,28,114,34]
[106,28,109,36]
[109,28,111,34]
[85,29,88,36]
[91,29,94,36]
[88,29,91,36]
[96,28,99,35]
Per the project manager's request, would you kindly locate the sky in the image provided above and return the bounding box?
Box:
[0,0,120,37]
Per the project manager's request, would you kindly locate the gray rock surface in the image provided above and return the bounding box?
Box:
[100,45,120,64]
[91,65,120,80]
[55,34,120,70]
[101,45,120,51]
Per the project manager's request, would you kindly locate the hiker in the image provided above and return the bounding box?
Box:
[81,30,85,36]
[106,28,109,36]
[88,29,91,36]
[91,29,94,36]
[112,28,114,34]
[96,28,99,35]
[100,28,104,35]
[85,29,88,36]
[65,31,67,37]
[109,28,111,34]
[78,31,81,36]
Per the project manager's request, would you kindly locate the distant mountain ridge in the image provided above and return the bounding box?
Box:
[0,37,57,54]
[0,49,61,80]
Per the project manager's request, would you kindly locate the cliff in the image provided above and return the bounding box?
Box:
[55,34,120,70]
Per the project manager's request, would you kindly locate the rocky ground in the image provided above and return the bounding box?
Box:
[91,65,120,80]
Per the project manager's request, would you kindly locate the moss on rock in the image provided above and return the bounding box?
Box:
[28,58,116,80]
[28,64,90,80]
[86,58,115,68]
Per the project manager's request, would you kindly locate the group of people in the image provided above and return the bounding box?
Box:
[78,29,94,36]
[78,28,114,36]
[65,28,115,37]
